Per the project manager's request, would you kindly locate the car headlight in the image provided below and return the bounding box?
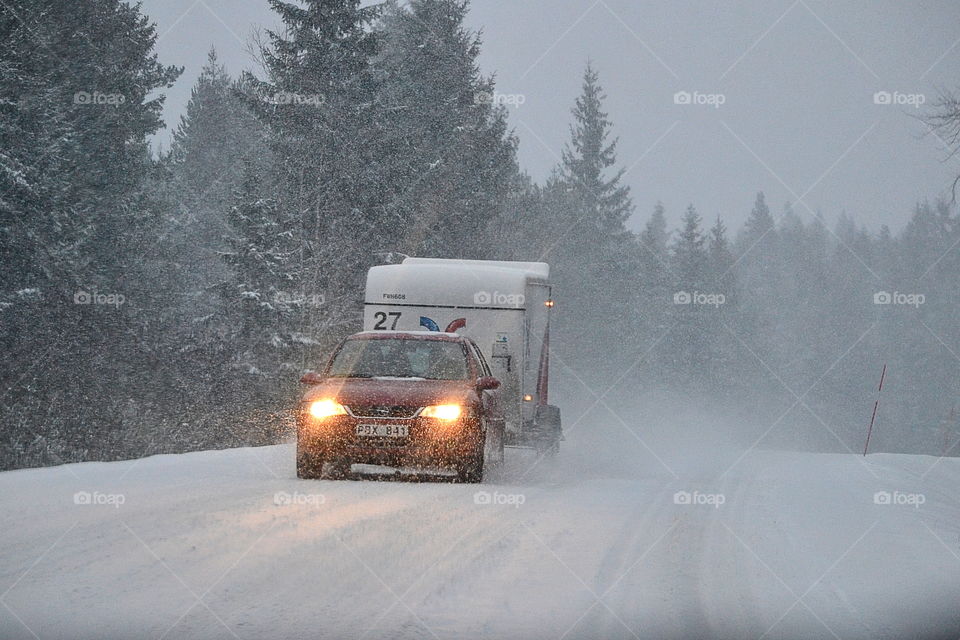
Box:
[308,399,347,419]
[420,404,462,421]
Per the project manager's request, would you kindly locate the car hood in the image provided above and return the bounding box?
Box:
[302,377,476,408]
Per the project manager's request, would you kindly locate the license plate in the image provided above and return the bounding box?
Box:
[355,424,409,438]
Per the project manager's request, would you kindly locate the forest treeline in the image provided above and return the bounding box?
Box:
[2,0,958,469]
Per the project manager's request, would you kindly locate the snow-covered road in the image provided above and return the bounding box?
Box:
[2,431,959,640]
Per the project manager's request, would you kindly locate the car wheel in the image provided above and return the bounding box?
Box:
[457,434,485,483]
[297,450,324,479]
[323,459,351,480]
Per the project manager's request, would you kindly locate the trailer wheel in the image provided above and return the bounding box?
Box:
[535,439,560,458]
[533,404,562,459]
[485,422,505,467]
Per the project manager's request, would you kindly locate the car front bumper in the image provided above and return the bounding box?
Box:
[297,413,482,468]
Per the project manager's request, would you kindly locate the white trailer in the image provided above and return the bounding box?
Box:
[364,257,562,453]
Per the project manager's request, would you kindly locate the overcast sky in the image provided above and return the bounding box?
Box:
[141,0,960,233]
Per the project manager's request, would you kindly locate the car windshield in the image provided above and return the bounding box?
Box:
[326,338,469,380]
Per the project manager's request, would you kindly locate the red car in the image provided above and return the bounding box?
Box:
[297,331,505,482]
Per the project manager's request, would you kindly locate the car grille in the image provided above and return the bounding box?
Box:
[347,405,420,419]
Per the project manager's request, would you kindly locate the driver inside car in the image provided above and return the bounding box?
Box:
[425,347,465,380]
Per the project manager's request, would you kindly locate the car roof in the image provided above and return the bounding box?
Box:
[349,330,467,343]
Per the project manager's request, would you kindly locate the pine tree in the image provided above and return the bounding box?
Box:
[219,167,300,381]
[0,0,180,292]
[165,48,269,319]
[0,0,182,467]
[741,191,775,244]
[560,62,633,236]
[634,202,673,375]
[547,62,636,380]
[373,0,518,258]
[486,172,549,261]
[638,202,671,304]
[708,216,733,283]
[641,202,669,254]
[667,205,714,387]
[705,215,740,390]
[673,206,708,289]
[731,192,783,389]
[170,48,267,202]
[708,214,737,317]
[241,0,384,355]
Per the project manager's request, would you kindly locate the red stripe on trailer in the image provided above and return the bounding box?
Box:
[536,324,550,405]
[863,363,886,456]
[444,318,466,333]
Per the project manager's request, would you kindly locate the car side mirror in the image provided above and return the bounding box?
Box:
[476,376,500,391]
[300,371,324,385]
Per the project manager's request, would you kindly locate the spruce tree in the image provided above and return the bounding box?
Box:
[219,166,299,381]
[548,62,636,380]
[668,206,713,387]
[708,216,734,279]
[732,192,783,388]
[633,202,673,385]
[708,215,736,308]
[673,205,708,291]
[560,62,633,236]
[165,48,268,317]
[374,0,518,258]
[251,0,383,319]
[638,201,672,309]
[640,202,670,255]
[706,215,739,389]
[0,0,181,467]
